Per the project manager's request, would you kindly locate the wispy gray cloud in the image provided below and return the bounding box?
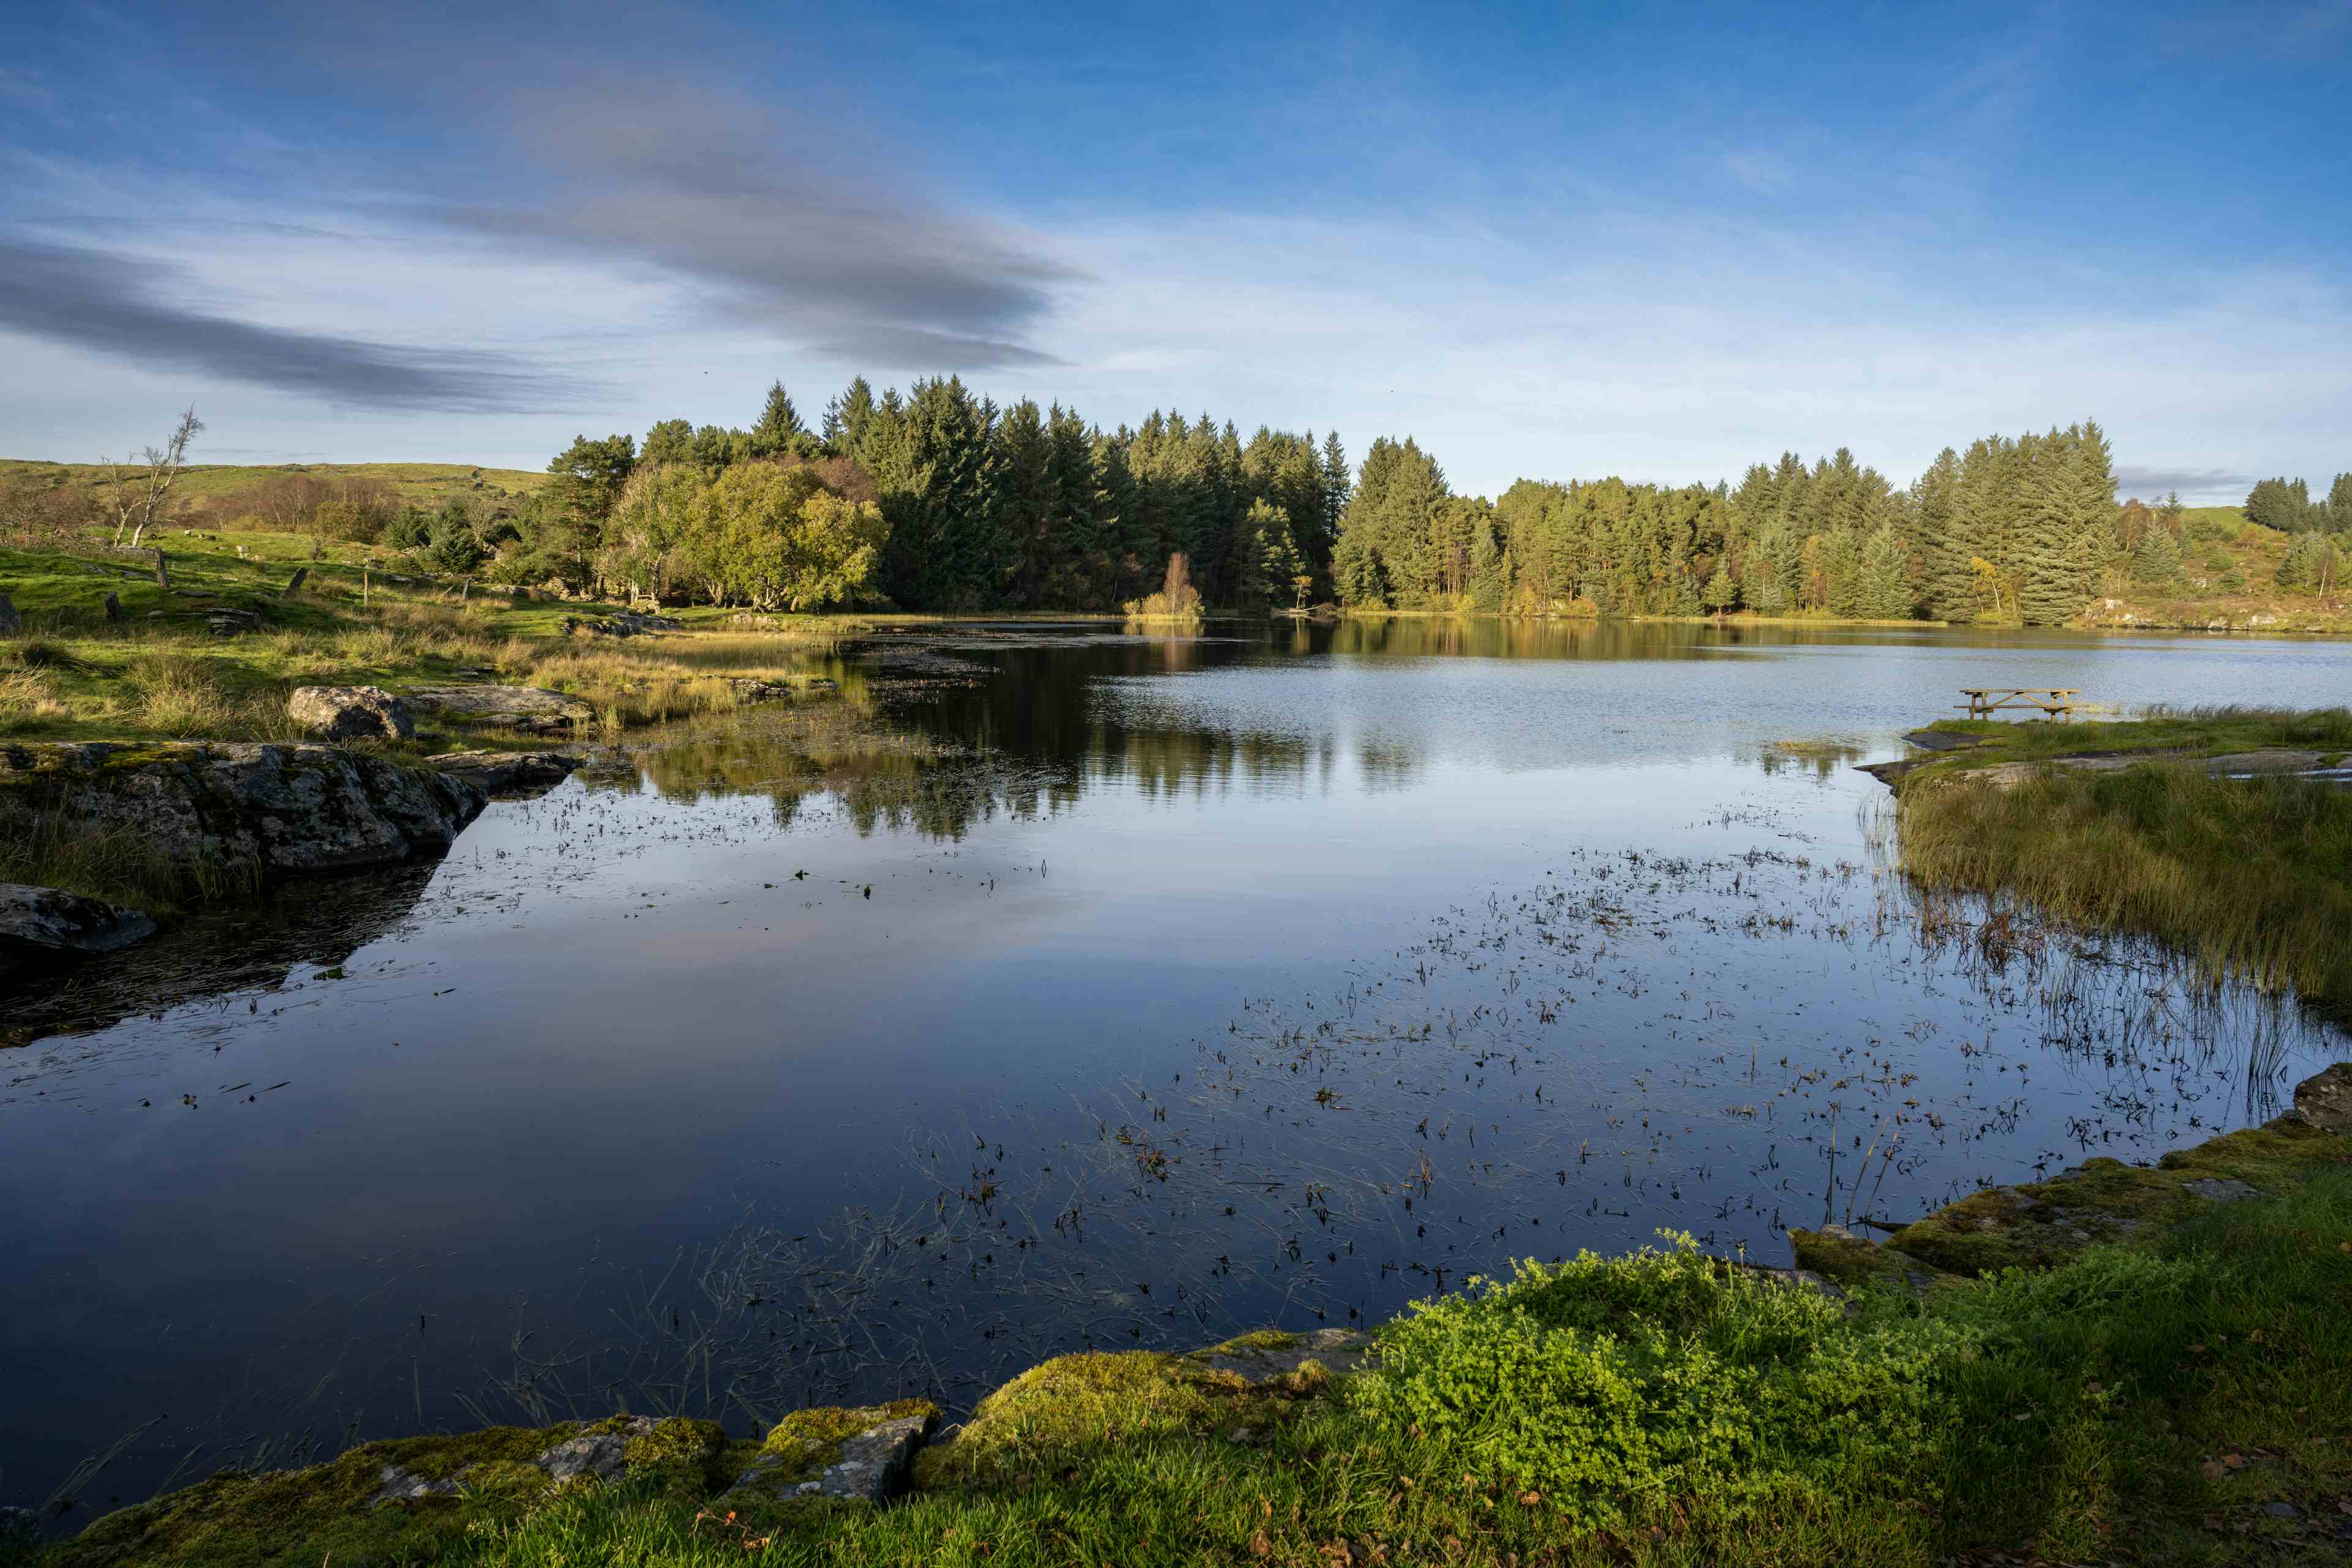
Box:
[0,238,596,411]
[418,81,1081,371]
[2114,464,2253,500]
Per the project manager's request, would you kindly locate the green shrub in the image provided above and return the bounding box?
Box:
[1349,1234,1978,1531]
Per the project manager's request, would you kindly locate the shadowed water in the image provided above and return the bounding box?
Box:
[4,618,2348,1515]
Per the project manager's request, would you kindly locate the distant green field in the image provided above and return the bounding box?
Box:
[0,459,549,513]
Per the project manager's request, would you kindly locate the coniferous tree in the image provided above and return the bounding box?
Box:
[992,399,1057,607]
[2132,526,2186,589]
[1858,522,1912,618]
[641,419,695,467]
[748,381,819,461]
[1319,432,1351,573]
[885,377,1005,610]
[1240,499,1303,607]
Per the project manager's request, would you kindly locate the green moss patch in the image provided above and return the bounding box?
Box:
[1887,1123,2352,1276]
[919,1352,1246,1487]
[753,1398,937,1485]
[50,1422,573,1568]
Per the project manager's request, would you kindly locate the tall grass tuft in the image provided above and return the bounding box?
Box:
[1898,761,2352,1004]
[0,799,263,911]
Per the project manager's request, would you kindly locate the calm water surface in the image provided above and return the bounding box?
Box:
[5,620,2348,1512]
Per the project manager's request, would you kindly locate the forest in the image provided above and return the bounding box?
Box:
[54,376,2342,624]
[396,380,1349,615]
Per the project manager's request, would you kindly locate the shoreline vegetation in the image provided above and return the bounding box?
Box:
[14,1065,2350,1568]
[1879,709,2352,1015]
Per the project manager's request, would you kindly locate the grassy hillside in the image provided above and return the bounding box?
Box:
[2086,506,2352,632]
[0,459,549,515]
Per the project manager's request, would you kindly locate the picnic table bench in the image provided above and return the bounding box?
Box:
[1960,688,2079,720]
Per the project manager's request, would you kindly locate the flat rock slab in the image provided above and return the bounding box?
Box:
[1188,1327,1372,1382]
[1900,729,1989,752]
[404,685,595,734]
[428,750,584,799]
[0,883,157,971]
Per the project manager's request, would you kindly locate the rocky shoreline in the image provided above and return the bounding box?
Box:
[0,737,584,971]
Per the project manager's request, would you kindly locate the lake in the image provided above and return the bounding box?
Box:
[5,618,2348,1515]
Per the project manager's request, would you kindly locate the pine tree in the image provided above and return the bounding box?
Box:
[641,418,694,467]
[824,376,879,456]
[1701,565,1737,614]
[748,381,817,461]
[888,376,1005,610]
[1858,522,1912,618]
[1242,499,1302,607]
[2131,526,2185,589]
[1319,432,1351,568]
[992,399,1056,607]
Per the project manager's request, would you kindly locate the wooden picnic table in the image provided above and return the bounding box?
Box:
[1960,688,2079,720]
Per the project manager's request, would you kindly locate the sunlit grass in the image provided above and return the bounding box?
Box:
[1898,709,2352,1006]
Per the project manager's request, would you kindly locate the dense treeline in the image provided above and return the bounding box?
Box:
[2245,473,2352,535]
[126,369,2337,622]
[467,380,1348,612]
[1330,424,2134,625]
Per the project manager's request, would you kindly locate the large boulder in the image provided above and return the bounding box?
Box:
[2288,1063,2352,1134]
[289,685,415,742]
[0,741,488,879]
[402,685,596,734]
[0,883,157,974]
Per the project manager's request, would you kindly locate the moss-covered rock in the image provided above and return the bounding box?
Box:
[723,1400,938,1507]
[46,1415,737,1568]
[1186,1325,1371,1384]
[51,1423,570,1568]
[1883,1117,2352,1277]
[1785,1224,1954,1295]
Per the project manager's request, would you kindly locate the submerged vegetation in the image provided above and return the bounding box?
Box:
[1893,707,2352,1008]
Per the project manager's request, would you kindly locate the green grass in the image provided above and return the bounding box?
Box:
[23,1131,2352,1567]
[0,459,549,513]
[0,529,863,908]
[1920,704,2352,767]
[0,531,854,750]
[1896,708,2352,1006]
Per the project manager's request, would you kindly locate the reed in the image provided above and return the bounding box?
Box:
[1898,759,2352,1005]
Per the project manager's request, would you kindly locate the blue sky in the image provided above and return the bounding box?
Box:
[2,0,2346,499]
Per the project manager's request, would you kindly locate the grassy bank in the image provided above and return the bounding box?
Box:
[0,531,850,749]
[1892,708,2352,1007]
[14,1086,2350,1568]
[0,530,869,911]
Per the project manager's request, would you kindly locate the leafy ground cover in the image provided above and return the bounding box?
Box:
[13,1101,2350,1568]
